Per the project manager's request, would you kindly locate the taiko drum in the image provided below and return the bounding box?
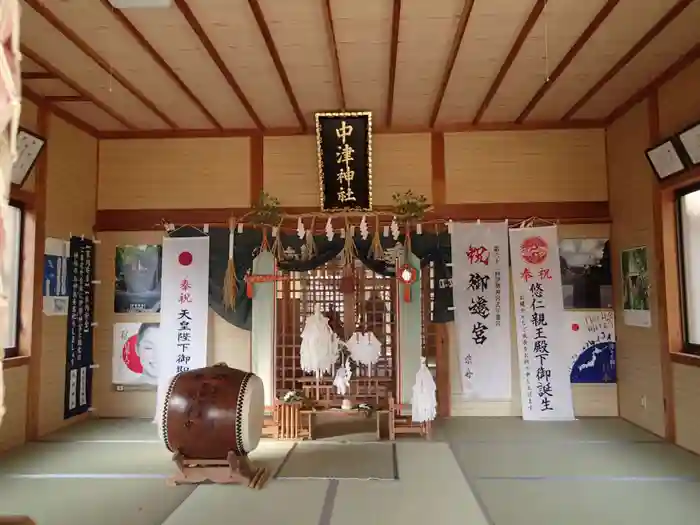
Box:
[160,364,265,459]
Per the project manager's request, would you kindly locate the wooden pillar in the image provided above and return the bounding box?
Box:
[648,92,676,441]
[435,323,451,417]
[431,132,451,417]
[24,107,49,441]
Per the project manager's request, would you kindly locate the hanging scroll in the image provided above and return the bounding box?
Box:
[510,226,574,421]
[315,111,372,211]
[64,236,95,419]
[451,222,512,400]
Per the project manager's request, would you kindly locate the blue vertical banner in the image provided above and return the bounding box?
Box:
[64,236,95,419]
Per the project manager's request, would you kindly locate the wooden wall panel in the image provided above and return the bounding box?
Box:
[607,102,666,437]
[373,134,432,205]
[20,99,39,134]
[263,134,432,207]
[263,136,318,207]
[0,367,28,452]
[92,231,251,418]
[672,363,700,455]
[657,59,700,454]
[98,138,251,210]
[450,223,618,417]
[658,58,700,139]
[38,116,98,437]
[444,130,607,204]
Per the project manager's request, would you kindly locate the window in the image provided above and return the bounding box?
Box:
[2,202,22,358]
[677,186,700,355]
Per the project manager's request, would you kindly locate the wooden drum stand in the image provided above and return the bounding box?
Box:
[167,450,269,489]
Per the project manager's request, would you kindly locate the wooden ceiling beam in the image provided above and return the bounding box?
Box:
[99,0,223,130]
[97,118,604,139]
[607,41,700,125]
[472,0,545,124]
[322,0,346,111]
[24,0,177,129]
[21,46,137,130]
[173,0,264,130]
[248,0,307,131]
[429,0,475,127]
[23,87,99,137]
[95,200,610,232]
[516,0,620,123]
[45,95,88,102]
[21,72,54,80]
[562,0,694,121]
[386,0,402,127]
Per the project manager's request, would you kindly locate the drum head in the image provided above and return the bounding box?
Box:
[240,374,265,454]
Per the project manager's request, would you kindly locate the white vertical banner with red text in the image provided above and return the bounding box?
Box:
[509,226,574,421]
[451,221,512,400]
[156,236,210,417]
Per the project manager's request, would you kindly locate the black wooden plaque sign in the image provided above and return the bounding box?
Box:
[315,111,373,212]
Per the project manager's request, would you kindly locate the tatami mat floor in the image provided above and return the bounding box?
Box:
[0,417,698,524]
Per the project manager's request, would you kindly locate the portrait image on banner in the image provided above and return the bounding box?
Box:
[112,322,160,388]
[64,236,95,420]
[564,310,616,383]
[451,221,511,400]
[510,226,574,421]
[114,244,162,313]
[44,237,69,316]
[621,246,651,327]
[157,236,210,411]
[315,111,372,212]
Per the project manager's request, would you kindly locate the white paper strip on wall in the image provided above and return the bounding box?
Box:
[509,226,574,421]
[450,221,512,400]
[156,236,210,418]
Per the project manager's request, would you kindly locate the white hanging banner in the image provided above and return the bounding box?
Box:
[509,226,574,421]
[156,237,210,408]
[451,222,512,400]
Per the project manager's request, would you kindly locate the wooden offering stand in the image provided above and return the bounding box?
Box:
[167,450,269,489]
[388,394,432,440]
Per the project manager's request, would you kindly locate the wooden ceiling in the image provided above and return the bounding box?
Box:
[19,0,700,138]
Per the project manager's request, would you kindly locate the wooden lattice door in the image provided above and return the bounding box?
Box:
[274,259,398,401]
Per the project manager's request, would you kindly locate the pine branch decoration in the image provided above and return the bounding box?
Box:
[250,191,281,226]
[391,190,429,221]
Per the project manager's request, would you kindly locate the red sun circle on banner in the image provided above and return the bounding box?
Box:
[520,236,548,265]
[178,251,193,266]
[572,323,580,332]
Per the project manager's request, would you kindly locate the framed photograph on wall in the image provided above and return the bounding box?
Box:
[645,138,688,180]
[12,127,46,186]
[678,121,700,166]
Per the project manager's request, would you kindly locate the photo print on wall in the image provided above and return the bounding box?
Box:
[112,322,160,388]
[621,246,651,327]
[559,238,612,309]
[114,244,162,313]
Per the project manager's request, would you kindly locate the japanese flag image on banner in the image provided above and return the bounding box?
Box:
[156,236,210,417]
[509,226,574,421]
[451,221,512,400]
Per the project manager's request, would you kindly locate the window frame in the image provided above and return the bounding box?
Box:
[4,199,24,359]
[675,182,700,356]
